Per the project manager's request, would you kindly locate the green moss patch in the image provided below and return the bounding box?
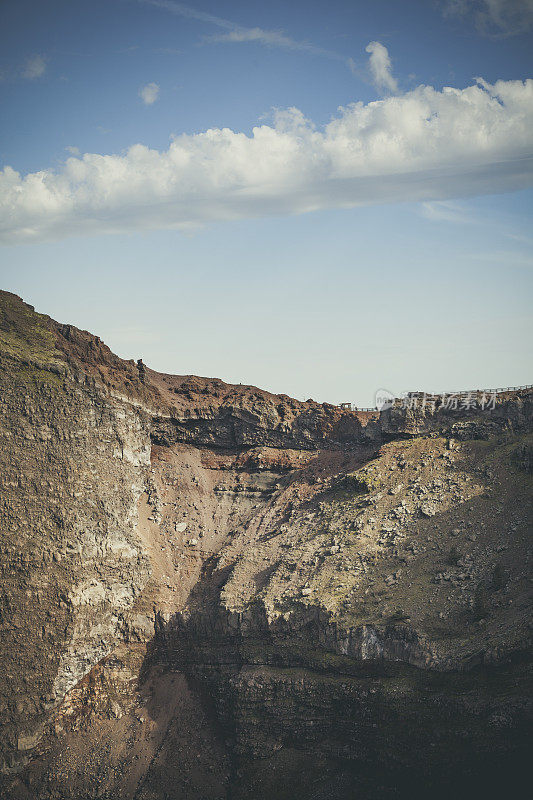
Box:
[0,292,67,389]
[345,463,383,493]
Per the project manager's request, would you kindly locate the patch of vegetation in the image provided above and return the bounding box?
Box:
[0,291,63,369]
[0,292,68,392]
[345,464,383,494]
[7,360,65,389]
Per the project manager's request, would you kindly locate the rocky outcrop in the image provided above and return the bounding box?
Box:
[381,390,533,440]
[148,369,381,451]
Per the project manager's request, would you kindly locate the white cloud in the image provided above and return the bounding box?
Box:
[207,27,298,46]
[22,55,46,79]
[442,0,533,35]
[365,42,398,93]
[1,78,532,244]
[139,82,160,104]
[65,146,80,156]
[206,27,328,53]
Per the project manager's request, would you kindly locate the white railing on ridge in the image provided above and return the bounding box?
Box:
[338,384,533,413]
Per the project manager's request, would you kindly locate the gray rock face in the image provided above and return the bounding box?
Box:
[0,357,153,771]
[381,390,533,439]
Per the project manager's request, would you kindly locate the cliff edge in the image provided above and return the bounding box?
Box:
[0,291,531,799]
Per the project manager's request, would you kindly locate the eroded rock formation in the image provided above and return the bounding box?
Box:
[0,291,531,799]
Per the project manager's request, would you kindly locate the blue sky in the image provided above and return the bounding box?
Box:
[0,0,532,405]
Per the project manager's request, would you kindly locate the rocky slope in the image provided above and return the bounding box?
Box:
[0,290,531,799]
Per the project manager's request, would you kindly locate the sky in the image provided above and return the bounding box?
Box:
[0,0,532,406]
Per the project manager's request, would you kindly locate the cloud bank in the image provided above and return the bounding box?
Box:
[1,78,532,244]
